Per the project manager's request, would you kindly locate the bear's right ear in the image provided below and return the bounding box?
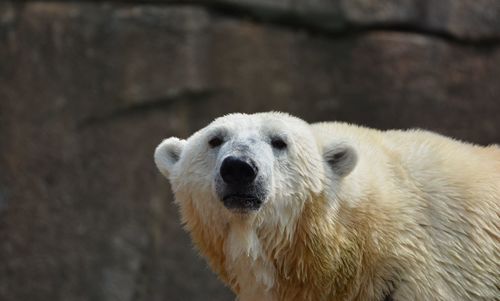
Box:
[323,143,358,178]
[154,137,186,178]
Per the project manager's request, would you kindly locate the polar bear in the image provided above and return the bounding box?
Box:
[154,112,499,301]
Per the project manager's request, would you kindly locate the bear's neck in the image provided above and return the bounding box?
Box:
[269,193,397,300]
[261,193,363,300]
[184,194,392,301]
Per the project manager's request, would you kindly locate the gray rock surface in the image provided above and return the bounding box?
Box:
[187,0,500,40]
[0,1,499,301]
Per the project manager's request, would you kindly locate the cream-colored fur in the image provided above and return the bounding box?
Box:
[155,112,500,301]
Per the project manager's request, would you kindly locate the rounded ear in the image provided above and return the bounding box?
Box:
[324,143,358,177]
[154,137,186,178]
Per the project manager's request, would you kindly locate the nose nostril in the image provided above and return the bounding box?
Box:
[220,156,257,185]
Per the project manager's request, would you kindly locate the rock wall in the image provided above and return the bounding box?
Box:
[0,1,499,301]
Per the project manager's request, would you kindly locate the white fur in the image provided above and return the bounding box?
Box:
[155,113,500,301]
[155,113,324,298]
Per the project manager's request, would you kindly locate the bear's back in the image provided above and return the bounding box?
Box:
[311,122,499,300]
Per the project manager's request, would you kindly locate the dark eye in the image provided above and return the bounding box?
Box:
[271,138,287,150]
[208,137,224,148]
[331,151,346,162]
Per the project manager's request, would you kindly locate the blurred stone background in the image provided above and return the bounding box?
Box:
[0,1,499,301]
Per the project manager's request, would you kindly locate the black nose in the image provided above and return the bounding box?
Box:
[220,156,258,185]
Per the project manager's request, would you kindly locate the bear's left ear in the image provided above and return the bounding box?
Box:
[324,143,358,177]
[154,137,186,178]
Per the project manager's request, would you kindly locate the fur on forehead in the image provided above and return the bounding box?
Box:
[175,112,325,189]
[205,112,310,134]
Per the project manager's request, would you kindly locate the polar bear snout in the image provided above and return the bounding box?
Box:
[216,155,268,212]
[220,156,258,185]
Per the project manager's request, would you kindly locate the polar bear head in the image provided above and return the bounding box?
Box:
[154,112,357,229]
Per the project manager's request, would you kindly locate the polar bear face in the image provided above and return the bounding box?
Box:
[155,112,357,225]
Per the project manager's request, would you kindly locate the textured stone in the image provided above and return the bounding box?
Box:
[0,1,499,301]
[202,17,500,143]
[0,3,230,301]
[182,0,500,40]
